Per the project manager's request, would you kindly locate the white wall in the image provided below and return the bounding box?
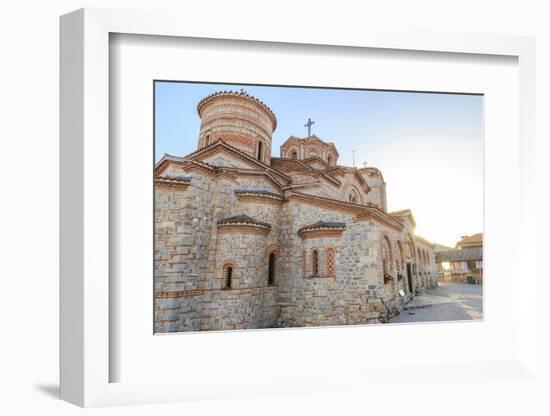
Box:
[0,1,548,415]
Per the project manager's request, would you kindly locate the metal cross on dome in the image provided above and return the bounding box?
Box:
[304,118,315,137]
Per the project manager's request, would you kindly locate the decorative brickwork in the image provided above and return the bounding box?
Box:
[325,247,336,278]
[197,91,276,165]
[154,91,438,332]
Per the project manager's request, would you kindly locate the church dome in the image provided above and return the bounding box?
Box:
[196,90,277,165]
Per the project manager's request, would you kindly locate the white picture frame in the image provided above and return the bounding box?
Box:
[60,7,537,407]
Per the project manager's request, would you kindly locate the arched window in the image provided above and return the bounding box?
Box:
[382,236,393,282]
[268,253,276,286]
[326,247,336,278]
[205,134,210,146]
[311,249,319,276]
[347,187,360,204]
[291,150,298,159]
[257,141,263,161]
[397,241,404,271]
[223,265,233,289]
[405,241,412,260]
[327,154,332,165]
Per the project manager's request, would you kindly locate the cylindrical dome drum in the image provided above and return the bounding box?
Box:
[196,90,277,165]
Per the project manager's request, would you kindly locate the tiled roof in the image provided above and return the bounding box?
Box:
[435,247,482,262]
[196,90,277,129]
[388,209,412,216]
[298,221,347,233]
[388,209,416,227]
[457,233,483,246]
[433,243,454,252]
[217,214,271,229]
[415,235,434,248]
[280,135,340,156]
[161,175,192,182]
[159,140,292,184]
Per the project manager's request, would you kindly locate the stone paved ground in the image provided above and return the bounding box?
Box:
[390,282,483,323]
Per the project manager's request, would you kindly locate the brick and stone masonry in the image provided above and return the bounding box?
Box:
[154,90,438,333]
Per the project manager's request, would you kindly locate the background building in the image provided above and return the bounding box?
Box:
[435,233,483,283]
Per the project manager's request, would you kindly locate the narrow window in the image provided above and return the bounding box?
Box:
[291,150,298,159]
[257,141,263,161]
[268,253,276,285]
[327,155,332,165]
[312,249,319,275]
[224,266,233,289]
[205,134,210,146]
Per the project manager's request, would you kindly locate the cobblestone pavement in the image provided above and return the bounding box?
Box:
[390,282,483,323]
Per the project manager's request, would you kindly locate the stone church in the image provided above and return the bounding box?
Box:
[155,90,437,332]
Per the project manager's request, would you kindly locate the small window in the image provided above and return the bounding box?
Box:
[327,155,332,165]
[291,150,298,159]
[268,253,276,286]
[312,249,319,275]
[205,134,210,146]
[224,266,233,289]
[257,141,263,161]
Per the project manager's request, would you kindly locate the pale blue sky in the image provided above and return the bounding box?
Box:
[154,81,483,246]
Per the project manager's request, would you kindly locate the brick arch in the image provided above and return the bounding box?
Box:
[310,246,320,276]
[220,260,237,289]
[396,240,405,271]
[201,129,213,148]
[255,139,266,162]
[406,234,416,263]
[267,244,279,254]
[286,146,300,159]
[381,235,393,279]
[346,185,363,204]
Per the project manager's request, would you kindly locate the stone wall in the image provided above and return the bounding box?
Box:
[275,200,393,327]
[155,164,438,332]
[155,164,282,332]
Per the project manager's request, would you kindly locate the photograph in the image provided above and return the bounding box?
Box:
[153,82,483,333]
[2,0,544,412]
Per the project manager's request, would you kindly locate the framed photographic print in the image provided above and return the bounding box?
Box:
[60,8,537,407]
[152,81,483,334]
